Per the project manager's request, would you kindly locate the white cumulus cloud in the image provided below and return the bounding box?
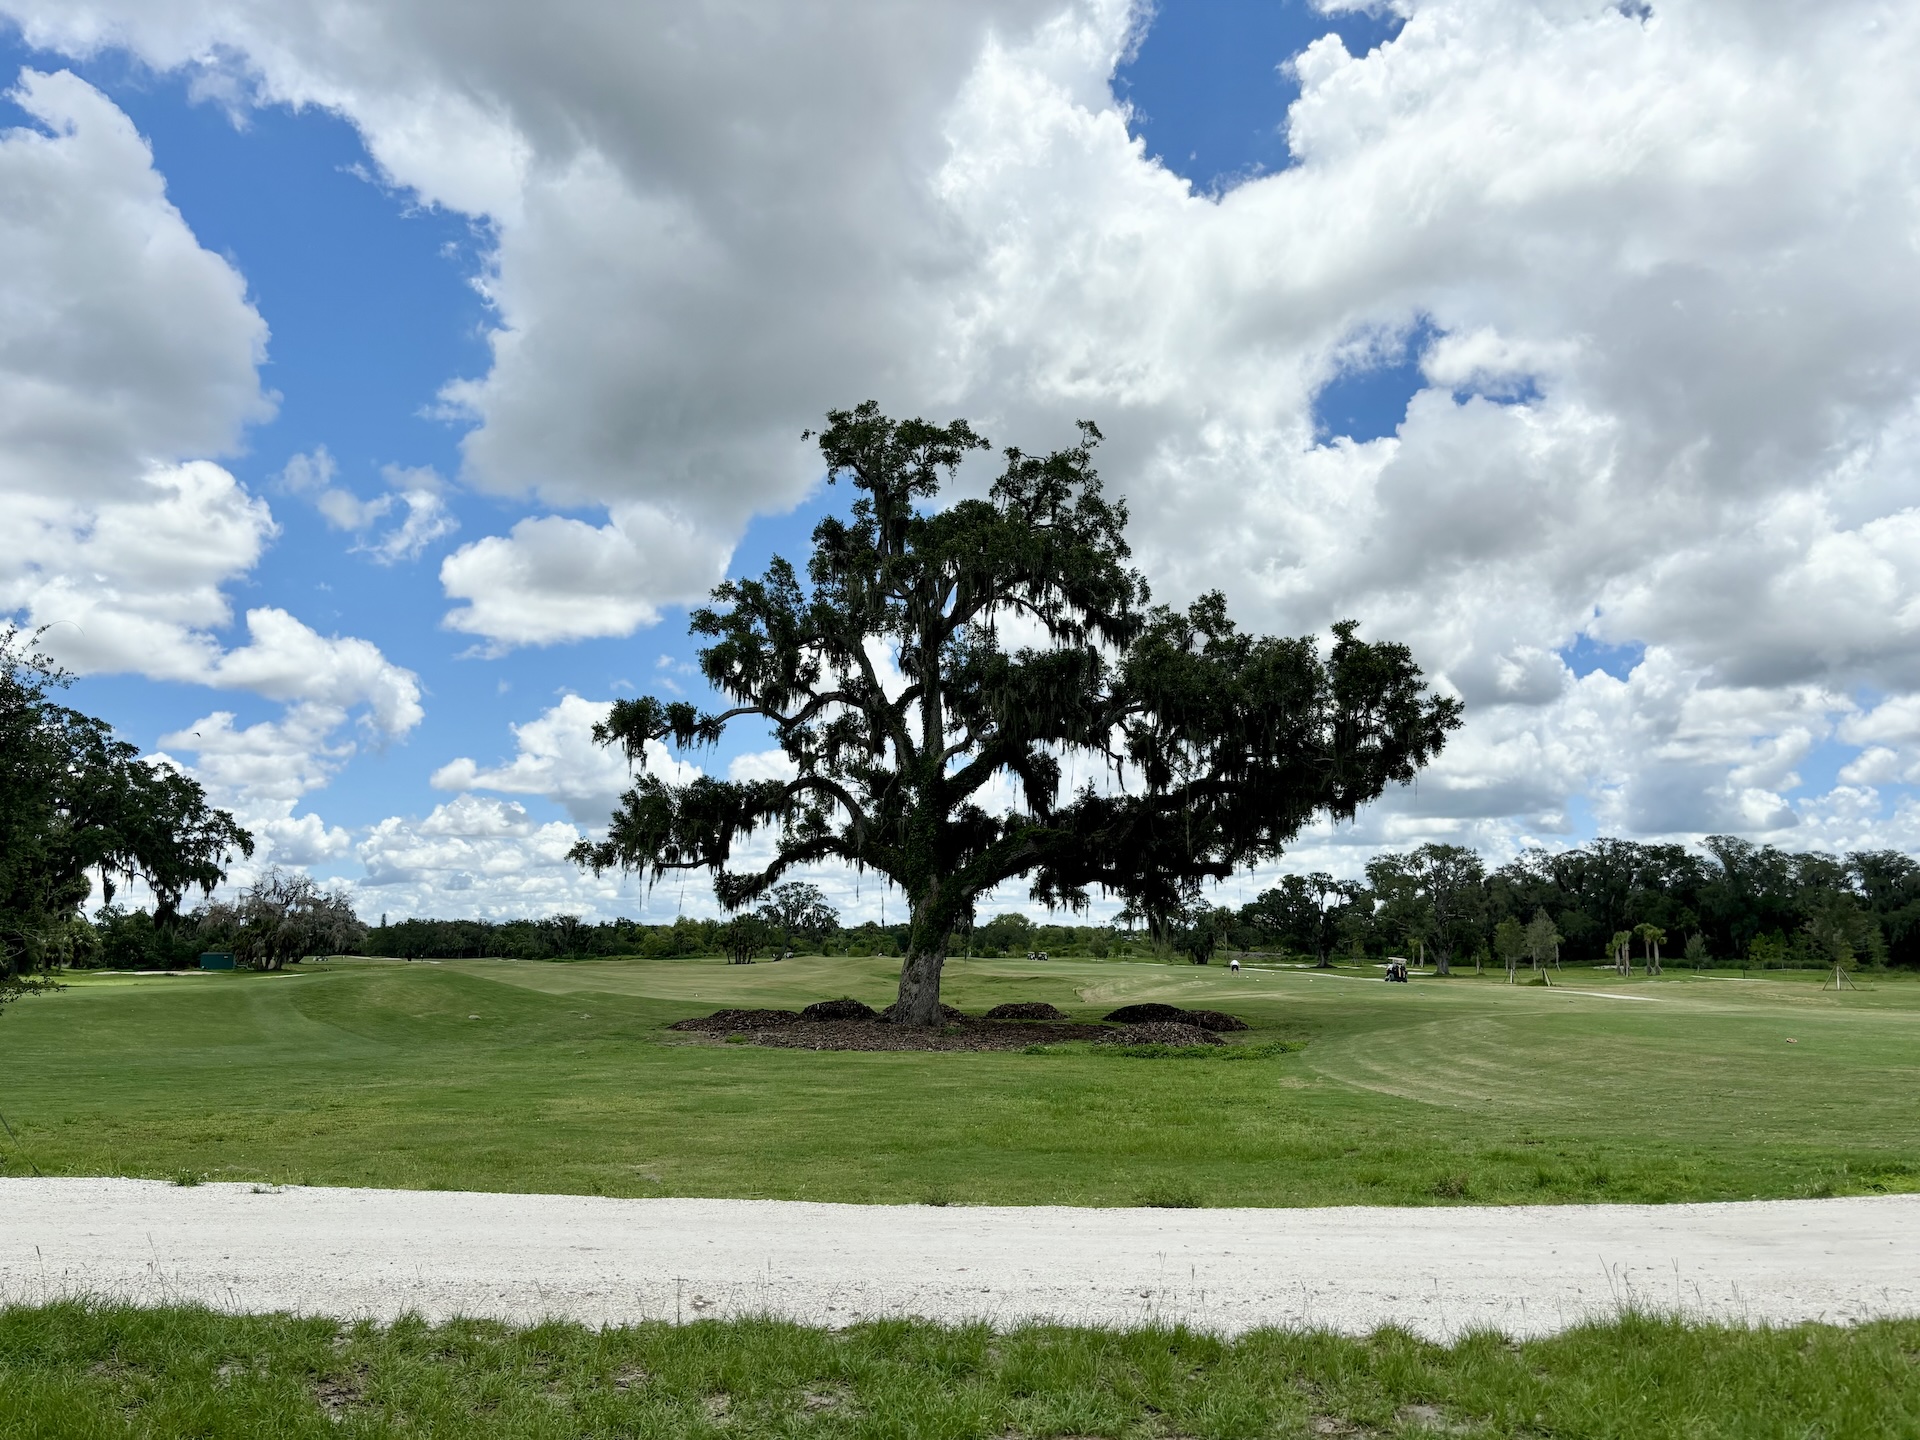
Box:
[432,693,702,822]
[354,795,623,920]
[154,703,355,871]
[439,502,732,649]
[289,449,460,563]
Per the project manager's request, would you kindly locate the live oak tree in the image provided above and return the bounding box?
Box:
[573,404,1462,1024]
[1,627,251,1011]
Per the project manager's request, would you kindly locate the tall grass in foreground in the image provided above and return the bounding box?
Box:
[1,1302,1913,1438]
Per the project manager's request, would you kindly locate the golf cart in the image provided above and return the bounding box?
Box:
[1384,958,1410,983]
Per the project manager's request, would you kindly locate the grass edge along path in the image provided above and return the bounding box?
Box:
[2,1301,1916,1439]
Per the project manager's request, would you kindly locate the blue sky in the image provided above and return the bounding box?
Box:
[5,0,1918,920]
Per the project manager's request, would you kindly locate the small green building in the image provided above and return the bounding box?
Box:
[198,952,235,971]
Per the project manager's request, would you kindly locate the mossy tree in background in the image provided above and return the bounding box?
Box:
[718,913,770,965]
[574,404,1460,1023]
[752,882,839,956]
[197,869,365,971]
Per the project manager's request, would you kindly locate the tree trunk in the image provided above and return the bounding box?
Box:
[894,944,947,1025]
[1147,910,1175,962]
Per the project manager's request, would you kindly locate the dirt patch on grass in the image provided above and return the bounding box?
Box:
[313,1368,366,1418]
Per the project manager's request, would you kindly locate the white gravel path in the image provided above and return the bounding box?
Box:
[3,1179,1914,1340]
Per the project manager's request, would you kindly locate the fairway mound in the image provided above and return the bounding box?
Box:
[1102,1003,1248,1031]
[983,1001,1069,1021]
[667,1008,803,1033]
[1099,1022,1224,1047]
[802,998,880,1022]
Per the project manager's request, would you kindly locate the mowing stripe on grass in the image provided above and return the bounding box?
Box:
[1557,990,1666,1002]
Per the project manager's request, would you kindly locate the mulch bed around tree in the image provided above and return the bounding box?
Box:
[1101,1003,1249,1032]
[878,1001,966,1024]
[983,1002,1069,1021]
[802,998,878,1021]
[748,1017,1112,1052]
[668,999,1248,1052]
[667,1008,803,1033]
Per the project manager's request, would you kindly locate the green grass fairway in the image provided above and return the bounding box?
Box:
[2,955,1917,1206]
[5,1302,1916,1439]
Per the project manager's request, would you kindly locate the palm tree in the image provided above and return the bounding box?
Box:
[1609,929,1633,977]
[1633,922,1666,975]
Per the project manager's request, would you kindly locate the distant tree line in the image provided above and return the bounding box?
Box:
[77,868,367,972]
[355,887,1135,964]
[64,836,1920,977]
[1217,838,1920,973]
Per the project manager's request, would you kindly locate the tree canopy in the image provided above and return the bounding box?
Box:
[1,628,252,1011]
[574,404,1461,1021]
